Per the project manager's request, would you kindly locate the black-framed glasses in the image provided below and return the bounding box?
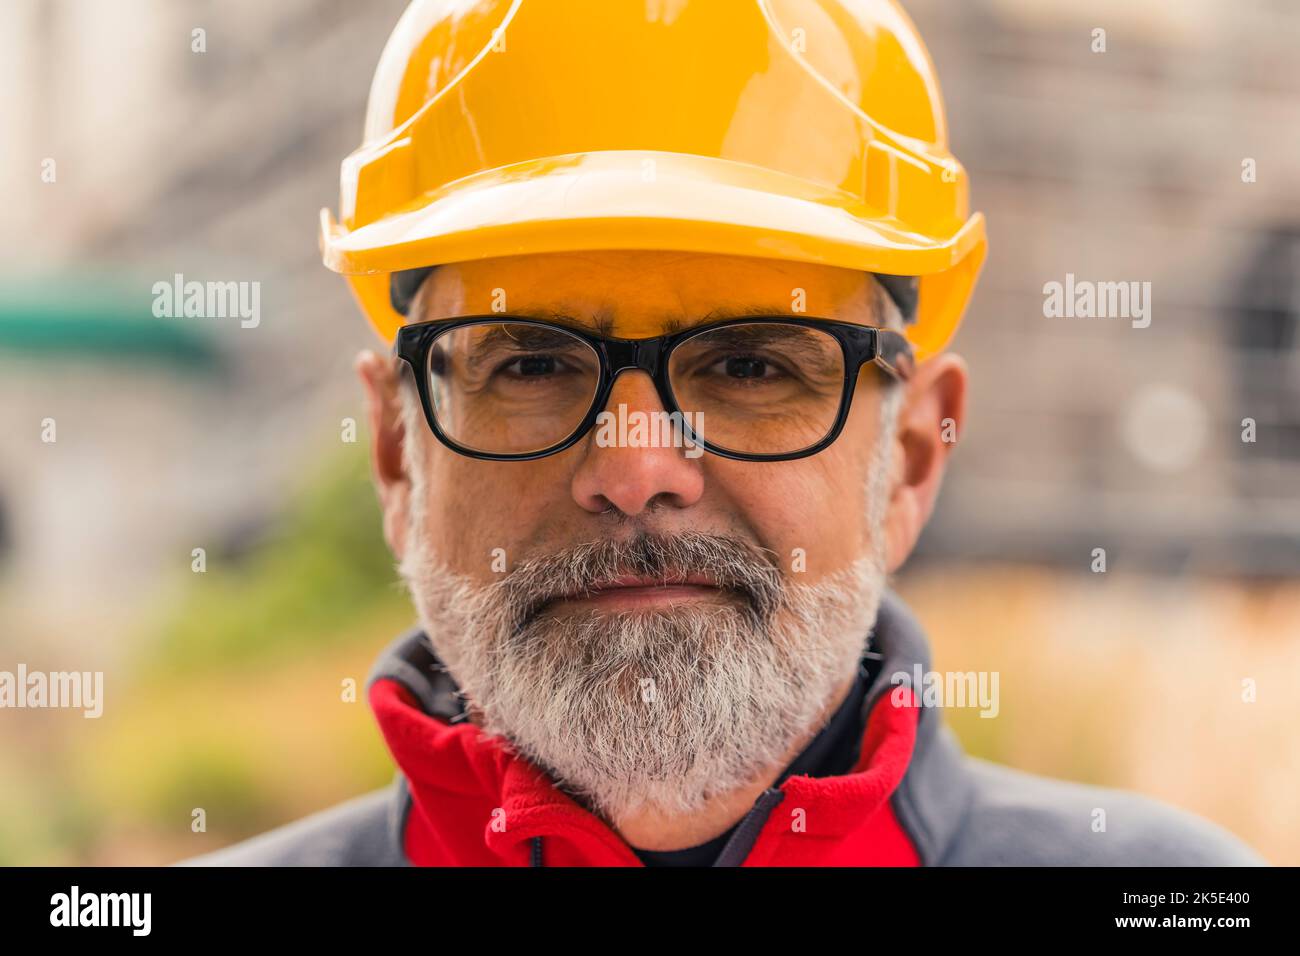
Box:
[394,315,913,462]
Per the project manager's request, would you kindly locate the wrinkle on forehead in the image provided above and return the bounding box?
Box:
[412,253,883,336]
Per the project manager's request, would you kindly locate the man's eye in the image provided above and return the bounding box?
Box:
[723,355,773,379]
[702,352,789,382]
[508,354,558,376]
[493,352,579,378]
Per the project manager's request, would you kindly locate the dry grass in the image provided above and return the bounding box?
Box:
[898,564,1300,864]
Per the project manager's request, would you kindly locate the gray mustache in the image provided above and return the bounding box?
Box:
[497,531,785,628]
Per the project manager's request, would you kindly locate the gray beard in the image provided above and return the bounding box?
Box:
[396,388,898,823]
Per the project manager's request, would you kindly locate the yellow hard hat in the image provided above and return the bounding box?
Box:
[320,0,987,362]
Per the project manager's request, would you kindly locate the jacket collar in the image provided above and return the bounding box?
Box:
[366,589,962,866]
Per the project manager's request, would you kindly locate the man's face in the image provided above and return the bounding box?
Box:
[360,249,962,824]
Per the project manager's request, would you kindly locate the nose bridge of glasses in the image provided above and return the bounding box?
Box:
[598,335,677,414]
[601,336,660,376]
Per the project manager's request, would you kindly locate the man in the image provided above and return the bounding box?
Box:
[188,0,1262,866]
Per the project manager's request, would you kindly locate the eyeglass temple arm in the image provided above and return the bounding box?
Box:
[873,329,916,382]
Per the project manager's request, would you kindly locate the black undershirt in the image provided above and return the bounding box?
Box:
[631,654,877,867]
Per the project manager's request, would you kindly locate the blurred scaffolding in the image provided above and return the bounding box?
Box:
[905,0,1300,576]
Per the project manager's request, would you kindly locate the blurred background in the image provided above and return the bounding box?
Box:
[0,0,1296,865]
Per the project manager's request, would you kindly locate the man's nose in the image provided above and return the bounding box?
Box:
[570,371,705,516]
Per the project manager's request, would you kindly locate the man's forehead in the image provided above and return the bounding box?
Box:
[412,275,884,337]
[404,255,909,336]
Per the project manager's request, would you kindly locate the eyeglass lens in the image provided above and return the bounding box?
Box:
[425,320,847,456]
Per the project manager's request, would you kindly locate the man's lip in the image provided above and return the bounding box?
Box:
[583,573,720,593]
[532,573,728,614]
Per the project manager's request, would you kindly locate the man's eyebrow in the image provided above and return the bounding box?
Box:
[499,307,614,334]
[696,305,798,321]
[471,322,592,349]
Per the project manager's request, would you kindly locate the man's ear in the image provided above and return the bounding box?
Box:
[356,349,413,559]
[881,352,968,573]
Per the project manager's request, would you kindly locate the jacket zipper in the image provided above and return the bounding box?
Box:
[528,787,786,867]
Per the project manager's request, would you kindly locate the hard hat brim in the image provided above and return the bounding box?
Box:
[321,149,985,358]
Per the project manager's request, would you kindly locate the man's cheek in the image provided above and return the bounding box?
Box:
[431,499,509,578]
